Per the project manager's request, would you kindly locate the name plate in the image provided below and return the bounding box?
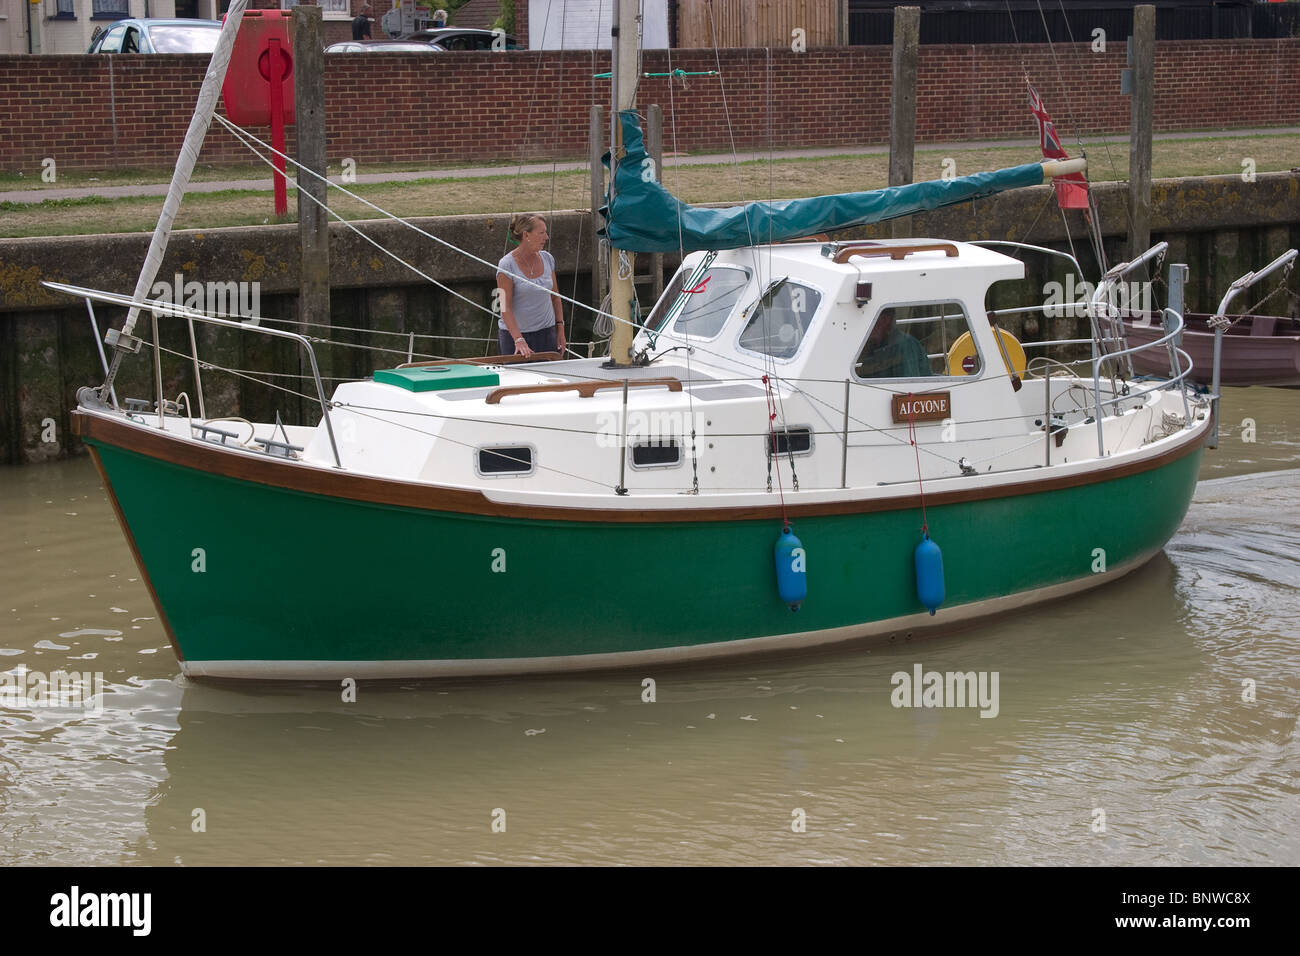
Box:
[891,391,952,424]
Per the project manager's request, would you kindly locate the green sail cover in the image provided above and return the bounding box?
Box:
[601,110,1047,254]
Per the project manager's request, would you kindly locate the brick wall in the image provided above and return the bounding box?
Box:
[0,39,1296,173]
[515,0,528,46]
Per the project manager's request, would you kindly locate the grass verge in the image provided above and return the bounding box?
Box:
[2,134,1296,239]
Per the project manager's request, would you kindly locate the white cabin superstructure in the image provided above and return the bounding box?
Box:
[292,238,1185,503]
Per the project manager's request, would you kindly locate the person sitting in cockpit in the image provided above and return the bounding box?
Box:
[856,312,932,378]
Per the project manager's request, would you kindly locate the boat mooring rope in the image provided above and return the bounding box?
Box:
[906,395,931,536]
[762,374,789,529]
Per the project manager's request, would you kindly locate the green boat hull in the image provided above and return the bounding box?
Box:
[84,425,1204,678]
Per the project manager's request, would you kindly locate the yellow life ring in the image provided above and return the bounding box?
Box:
[947,328,1027,377]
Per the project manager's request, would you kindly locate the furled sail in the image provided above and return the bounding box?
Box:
[601,110,1049,254]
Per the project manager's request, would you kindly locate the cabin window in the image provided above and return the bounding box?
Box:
[644,264,751,340]
[737,281,822,360]
[854,301,979,380]
[645,262,751,341]
[765,427,813,458]
[630,440,681,469]
[476,445,534,477]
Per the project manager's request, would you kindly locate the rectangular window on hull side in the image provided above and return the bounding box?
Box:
[478,446,533,476]
[765,427,812,458]
[631,441,681,468]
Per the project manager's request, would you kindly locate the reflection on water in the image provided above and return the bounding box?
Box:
[2,387,1298,865]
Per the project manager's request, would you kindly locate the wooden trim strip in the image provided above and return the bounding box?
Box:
[833,242,959,263]
[74,410,1206,525]
[485,377,683,405]
[87,446,186,662]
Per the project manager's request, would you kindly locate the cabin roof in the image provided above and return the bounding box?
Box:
[708,239,1024,284]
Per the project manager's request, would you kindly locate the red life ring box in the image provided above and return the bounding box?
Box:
[221,9,296,127]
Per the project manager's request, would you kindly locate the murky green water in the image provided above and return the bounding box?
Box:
[2,387,1297,865]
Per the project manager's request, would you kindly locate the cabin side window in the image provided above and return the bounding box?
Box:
[644,264,751,341]
[737,281,823,360]
[854,302,979,380]
[476,446,535,477]
[630,440,682,469]
[765,427,813,458]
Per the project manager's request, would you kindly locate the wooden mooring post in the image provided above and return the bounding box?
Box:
[889,6,920,240]
[1127,4,1155,260]
[294,6,331,376]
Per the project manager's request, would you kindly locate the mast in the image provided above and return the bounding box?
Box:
[605,0,640,368]
[96,0,251,402]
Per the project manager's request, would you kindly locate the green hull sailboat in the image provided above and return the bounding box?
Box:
[55,0,1210,679]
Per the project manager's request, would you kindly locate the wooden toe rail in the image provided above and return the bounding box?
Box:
[833,242,959,263]
[485,377,683,405]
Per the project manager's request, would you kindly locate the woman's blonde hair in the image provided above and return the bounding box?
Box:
[510,213,545,240]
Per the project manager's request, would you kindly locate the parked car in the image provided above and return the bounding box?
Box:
[324,40,446,53]
[87,19,222,54]
[401,28,518,50]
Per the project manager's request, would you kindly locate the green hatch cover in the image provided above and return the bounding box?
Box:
[373,365,501,392]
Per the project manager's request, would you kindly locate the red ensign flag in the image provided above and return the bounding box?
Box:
[1027,81,1090,210]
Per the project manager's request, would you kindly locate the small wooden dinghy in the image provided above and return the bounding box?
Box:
[1123,249,1299,387]
[1125,311,1300,387]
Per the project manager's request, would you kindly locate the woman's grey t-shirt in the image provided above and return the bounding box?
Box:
[497,250,557,333]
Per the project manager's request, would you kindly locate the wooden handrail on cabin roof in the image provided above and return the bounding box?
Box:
[832,242,960,263]
[398,352,562,369]
[485,377,683,405]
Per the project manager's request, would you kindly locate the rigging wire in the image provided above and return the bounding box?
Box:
[1052,0,1131,239]
[663,37,699,493]
[701,5,787,495]
[1035,0,1113,273]
[152,318,997,470]
[508,0,558,229]
[214,108,1013,409]
[146,318,1134,487]
[212,113,617,327]
[1005,0,1117,277]
[215,116,501,322]
[175,122,1152,491]
[149,340,618,490]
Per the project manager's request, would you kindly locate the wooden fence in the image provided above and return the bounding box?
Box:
[676,0,847,49]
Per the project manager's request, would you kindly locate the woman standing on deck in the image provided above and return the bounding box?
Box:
[496,214,565,358]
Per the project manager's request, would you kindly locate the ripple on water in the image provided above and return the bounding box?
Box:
[59,628,123,639]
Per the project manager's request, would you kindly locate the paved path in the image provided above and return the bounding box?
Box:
[3,126,1296,204]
